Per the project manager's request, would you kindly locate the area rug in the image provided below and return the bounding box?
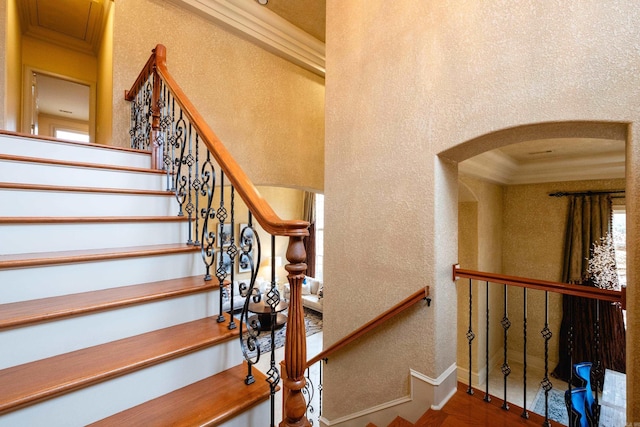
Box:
[531,387,568,425]
[242,307,322,357]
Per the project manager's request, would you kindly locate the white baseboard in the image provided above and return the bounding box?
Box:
[319,363,457,427]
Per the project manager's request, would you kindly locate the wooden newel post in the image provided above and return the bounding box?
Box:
[280,235,310,427]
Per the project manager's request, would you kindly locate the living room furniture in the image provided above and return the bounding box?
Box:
[221,278,277,313]
[248,300,288,332]
[283,276,323,314]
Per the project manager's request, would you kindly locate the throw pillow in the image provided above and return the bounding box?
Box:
[301,283,311,295]
[318,285,323,299]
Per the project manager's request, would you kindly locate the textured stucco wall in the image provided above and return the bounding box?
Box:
[325,0,640,422]
[111,0,324,192]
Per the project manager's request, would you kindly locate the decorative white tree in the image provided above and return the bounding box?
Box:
[586,233,620,291]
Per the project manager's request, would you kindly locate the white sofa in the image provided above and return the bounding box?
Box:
[221,278,275,313]
[284,276,323,314]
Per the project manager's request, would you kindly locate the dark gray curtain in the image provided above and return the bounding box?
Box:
[303,192,316,278]
[553,194,626,382]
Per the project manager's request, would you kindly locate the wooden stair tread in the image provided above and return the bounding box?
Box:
[0,276,217,329]
[0,130,151,155]
[0,153,164,175]
[0,182,172,196]
[0,243,199,269]
[89,363,270,426]
[0,216,191,224]
[388,416,414,427]
[0,315,239,415]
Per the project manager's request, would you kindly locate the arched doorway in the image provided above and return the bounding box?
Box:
[446,120,629,414]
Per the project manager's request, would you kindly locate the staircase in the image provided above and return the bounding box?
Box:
[0,132,270,426]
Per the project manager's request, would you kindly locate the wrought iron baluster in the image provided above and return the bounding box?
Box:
[226,186,237,330]
[303,366,316,426]
[238,214,261,386]
[265,235,281,427]
[173,111,188,216]
[216,172,229,324]
[521,288,529,419]
[319,360,323,418]
[199,151,217,284]
[568,298,574,426]
[540,291,553,427]
[484,281,490,403]
[157,81,172,183]
[168,96,178,192]
[466,278,475,395]
[500,283,510,410]
[192,133,201,246]
[184,124,195,244]
[593,300,602,424]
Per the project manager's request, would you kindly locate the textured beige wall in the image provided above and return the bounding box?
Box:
[325,0,640,422]
[96,2,114,145]
[111,0,324,192]
[4,0,21,131]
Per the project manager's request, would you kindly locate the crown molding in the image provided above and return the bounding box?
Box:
[459,150,518,185]
[167,0,325,77]
[460,150,625,185]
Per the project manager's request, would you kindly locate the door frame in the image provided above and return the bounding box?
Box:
[21,65,96,143]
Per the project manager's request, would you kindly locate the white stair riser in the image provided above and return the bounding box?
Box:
[0,160,166,191]
[0,252,207,303]
[221,400,271,427]
[1,221,193,254]
[0,189,178,216]
[0,344,243,427]
[0,291,221,369]
[0,135,150,169]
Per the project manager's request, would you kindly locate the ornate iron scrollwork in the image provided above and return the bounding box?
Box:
[237,222,262,384]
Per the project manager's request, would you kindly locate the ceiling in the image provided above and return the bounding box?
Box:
[18,0,111,55]
[459,137,625,186]
[262,0,325,42]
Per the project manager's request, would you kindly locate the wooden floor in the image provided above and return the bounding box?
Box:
[413,383,564,427]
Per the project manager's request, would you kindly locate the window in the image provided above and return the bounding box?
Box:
[55,129,89,143]
[612,206,626,327]
[612,207,626,288]
[315,194,324,281]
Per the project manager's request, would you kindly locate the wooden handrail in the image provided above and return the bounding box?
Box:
[125,45,309,238]
[452,264,623,306]
[306,286,430,367]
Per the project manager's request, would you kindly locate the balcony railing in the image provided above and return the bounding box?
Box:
[453,264,625,427]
